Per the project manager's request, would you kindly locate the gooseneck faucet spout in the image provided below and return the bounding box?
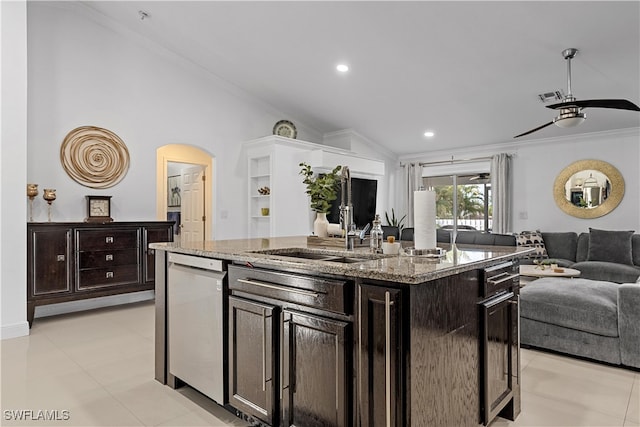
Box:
[340,166,355,249]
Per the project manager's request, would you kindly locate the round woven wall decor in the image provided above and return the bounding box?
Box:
[60,126,130,189]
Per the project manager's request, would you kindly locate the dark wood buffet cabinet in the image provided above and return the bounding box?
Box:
[27,221,173,326]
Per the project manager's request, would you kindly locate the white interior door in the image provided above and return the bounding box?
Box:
[181,165,205,243]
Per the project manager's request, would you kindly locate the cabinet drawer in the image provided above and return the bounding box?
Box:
[79,248,139,269]
[229,265,350,315]
[77,265,140,290]
[483,261,519,297]
[76,229,139,251]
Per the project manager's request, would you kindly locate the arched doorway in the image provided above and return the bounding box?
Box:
[156,144,213,242]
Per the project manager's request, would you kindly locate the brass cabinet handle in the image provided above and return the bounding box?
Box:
[56,254,65,262]
[106,271,114,279]
[105,254,113,261]
[105,236,114,244]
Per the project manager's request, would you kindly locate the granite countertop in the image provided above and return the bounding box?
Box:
[150,236,533,284]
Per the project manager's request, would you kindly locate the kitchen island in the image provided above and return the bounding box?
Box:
[152,236,532,427]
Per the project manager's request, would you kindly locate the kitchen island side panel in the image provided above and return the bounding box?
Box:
[408,269,482,427]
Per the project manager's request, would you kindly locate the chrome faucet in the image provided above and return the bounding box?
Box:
[339,166,356,250]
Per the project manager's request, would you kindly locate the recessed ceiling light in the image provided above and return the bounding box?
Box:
[336,64,349,72]
[423,131,435,138]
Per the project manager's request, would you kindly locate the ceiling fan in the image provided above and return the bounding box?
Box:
[514,48,640,138]
[469,172,490,183]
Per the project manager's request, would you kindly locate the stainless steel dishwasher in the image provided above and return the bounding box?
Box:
[167,252,226,404]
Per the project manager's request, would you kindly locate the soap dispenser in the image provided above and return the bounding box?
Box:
[370,214,383,253]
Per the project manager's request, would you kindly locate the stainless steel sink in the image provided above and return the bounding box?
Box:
[324,256,371,264]
[250,248,381,264]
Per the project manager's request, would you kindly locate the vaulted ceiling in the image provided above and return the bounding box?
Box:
[81,1,640,155]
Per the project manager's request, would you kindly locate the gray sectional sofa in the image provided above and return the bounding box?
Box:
[519,228,640,369]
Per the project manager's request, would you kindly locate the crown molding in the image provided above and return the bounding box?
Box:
[400,127,640,163]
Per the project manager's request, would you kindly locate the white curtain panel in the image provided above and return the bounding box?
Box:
[404,163,423,227]
[491,153,513,234]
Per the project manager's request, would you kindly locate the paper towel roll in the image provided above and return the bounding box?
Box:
[414,190,437,249]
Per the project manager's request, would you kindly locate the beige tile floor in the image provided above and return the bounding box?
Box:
[1,300,638,427]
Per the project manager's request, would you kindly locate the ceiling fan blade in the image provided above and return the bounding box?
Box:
[514,121,554,138]
[546,99,640,111]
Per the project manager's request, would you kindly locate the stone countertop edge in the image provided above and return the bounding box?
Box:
[150,236,534,285]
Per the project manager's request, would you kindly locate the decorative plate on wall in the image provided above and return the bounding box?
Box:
[272,120,297,139]
[60,126,130,189]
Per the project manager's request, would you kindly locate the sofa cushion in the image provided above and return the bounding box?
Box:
[520,277,619,337]
[576,232,590,262]
[587,228,634,265]
[516,230,548,259]
[572,261,640,284]
[541,232,578,262]
[633,234,640,267]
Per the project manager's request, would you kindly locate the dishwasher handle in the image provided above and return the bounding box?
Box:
[168,253,224,272]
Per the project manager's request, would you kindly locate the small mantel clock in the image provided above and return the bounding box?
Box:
[85,195,113,223]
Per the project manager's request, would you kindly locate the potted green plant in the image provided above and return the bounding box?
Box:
[384,208,406,234]
[299,162,342,237]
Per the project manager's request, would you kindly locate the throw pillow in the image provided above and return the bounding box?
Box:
[516,230,548,259]
[587,228,635,265]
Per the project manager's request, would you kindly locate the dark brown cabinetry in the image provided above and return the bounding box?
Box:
[143,225,173,283]
[227,264,352,427]
[28,226,73,297]
[281,309,349,427]
[27,222,173,326]
[480,261,520,425]
[154,250,523,427]
[76,228,141,290]
[358,284,403,427]
[228,295,277,426]
[361,264,520,427]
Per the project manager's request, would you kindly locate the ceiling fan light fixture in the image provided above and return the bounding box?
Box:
[554,113,586,128]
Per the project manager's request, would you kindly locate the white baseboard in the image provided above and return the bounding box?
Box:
[34,290,155,319]
[1,321,30,340]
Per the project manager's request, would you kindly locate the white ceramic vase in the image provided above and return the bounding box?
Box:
[313,212,329,237]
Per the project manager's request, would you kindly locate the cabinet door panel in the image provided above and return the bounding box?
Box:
[358,285,403,427]
[481,292,516,425]
[282,309,350,427]
[143,225,173,283]
[29,228,72,296]
[228,296,277,426]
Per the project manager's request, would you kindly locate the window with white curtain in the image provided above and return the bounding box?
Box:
[422,160,492,231]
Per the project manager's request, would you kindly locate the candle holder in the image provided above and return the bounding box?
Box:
[42,189,57,222]
[27,184,39,222]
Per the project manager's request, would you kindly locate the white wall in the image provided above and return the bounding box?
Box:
[1,1,333,337]
[399,128,640,235]
[1,0,29,339]
[511,129,639,233]
[26,2,324,238]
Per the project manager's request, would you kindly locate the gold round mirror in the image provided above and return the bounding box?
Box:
[553,159,624,219]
